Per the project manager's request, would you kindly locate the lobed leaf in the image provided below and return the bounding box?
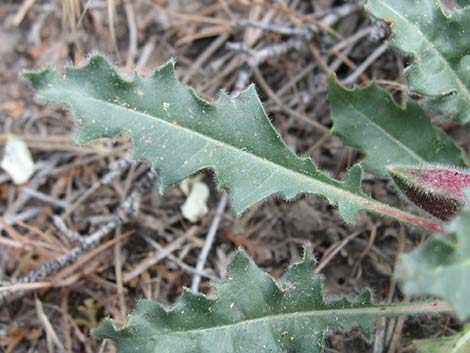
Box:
[414,325,470,353]
[94,249,383,353]
[95,249,452,353]
[388,164,470,220]
[25,54,444,232]
[366,0,470,123]
[396,192,470,320]
[329,78,467,177]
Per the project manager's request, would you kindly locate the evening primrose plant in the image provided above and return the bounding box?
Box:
[25,0,470,352]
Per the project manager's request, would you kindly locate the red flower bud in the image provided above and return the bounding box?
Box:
[388,165,470,221]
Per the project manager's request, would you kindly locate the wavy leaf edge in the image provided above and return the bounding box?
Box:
[25,54,447,233]
[93,248,376,352]
[365,0,470,122]
[25,55,365,220]
[329,76,468,177]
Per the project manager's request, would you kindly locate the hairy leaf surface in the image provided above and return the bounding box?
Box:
[94,249,378,353]
[388,164,470,220]
[397,192,470,320]
[25,55,444,231]
[329,79,467,176]
[366,0,470,122]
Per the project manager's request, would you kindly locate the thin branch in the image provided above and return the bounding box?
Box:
[233,19,316,37]
[0,168,156,302]
[342,43,389,85]
[191,192,228,291]
[226,35,312,68]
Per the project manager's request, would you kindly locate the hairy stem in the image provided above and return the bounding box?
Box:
[369,200,445,234]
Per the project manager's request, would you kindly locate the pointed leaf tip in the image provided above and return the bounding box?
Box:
[154,59,175,75]
[301,245,316,263]
[23,68,58,91]
[94,318,119,341]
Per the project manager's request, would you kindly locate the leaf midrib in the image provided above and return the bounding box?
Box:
[375,0,470,104]
[120,302,442,341]
[62,84,441,230]
[70,90,376,208]
[341,97,425,164]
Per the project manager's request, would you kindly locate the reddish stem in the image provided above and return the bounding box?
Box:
[367,200,446,234]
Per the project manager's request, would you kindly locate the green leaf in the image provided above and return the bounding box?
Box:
[95,249,452,353]
[94,249,377,353]
[329,78,467,176]
[365,0,470,123]
[24,54,445,232]
[396,192,470,320]
[414,325,470,353]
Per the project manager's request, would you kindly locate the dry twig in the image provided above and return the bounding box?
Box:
[0,162,156,302]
